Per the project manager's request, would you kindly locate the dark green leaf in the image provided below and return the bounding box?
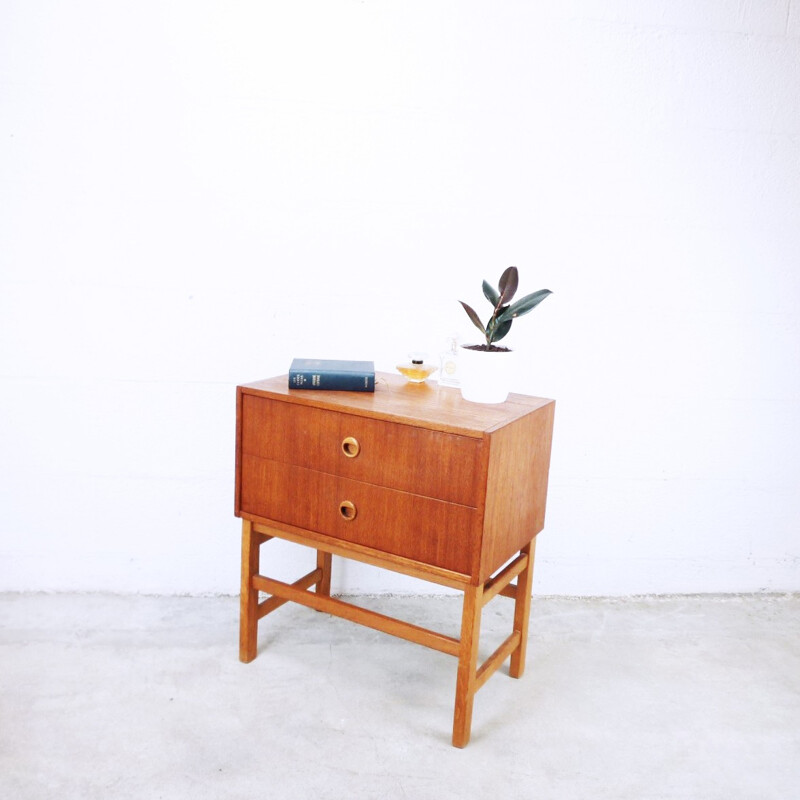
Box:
[486,305,508,336]
[491,318,513,343]
[496,289,552,324]
[459,301,486,335]
[497,266,519,306]
[482,280,500,307]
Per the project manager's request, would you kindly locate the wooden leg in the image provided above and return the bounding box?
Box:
[315,550,332,597]
[239,519,261,663]
[452,583,483,748]
[509,539,536,678]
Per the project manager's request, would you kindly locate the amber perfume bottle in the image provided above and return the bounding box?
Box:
[396,353,438,383]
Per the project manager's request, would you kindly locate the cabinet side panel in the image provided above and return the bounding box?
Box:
[479,401,555,581]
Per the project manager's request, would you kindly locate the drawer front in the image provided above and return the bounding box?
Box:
[240,395,480,507]
[240,454,476,574]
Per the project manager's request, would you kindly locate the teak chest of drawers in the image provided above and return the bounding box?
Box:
[235,372,555,747]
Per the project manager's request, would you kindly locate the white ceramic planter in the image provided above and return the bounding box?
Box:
[458,345,516,404]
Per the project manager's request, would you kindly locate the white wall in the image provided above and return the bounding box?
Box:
[1,0,798,596]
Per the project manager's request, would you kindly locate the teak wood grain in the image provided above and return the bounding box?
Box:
[238,372,551,436]
[235,372,555,747]
[240,454,478,574]
[240,394,482,506]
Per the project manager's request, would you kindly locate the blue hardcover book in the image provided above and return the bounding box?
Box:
[288,358,375,392]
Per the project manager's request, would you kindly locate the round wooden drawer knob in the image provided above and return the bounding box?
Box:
[341,436,360,458]
[339,500,357,521]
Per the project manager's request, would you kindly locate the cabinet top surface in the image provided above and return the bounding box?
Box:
[239,372,554,437]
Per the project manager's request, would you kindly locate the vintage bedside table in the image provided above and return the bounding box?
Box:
[235,372,555,747]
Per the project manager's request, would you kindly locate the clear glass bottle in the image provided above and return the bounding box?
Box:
[396,352,437,383]
[438,335,461,387]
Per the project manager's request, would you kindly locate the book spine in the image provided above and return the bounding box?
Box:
[288,369,375,392]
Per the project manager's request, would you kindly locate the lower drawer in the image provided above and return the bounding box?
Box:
[240,454,477,575]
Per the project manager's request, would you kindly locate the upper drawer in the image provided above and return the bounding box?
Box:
[239,394,481,507]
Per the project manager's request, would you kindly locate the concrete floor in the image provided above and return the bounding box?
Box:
[1,592,798,800]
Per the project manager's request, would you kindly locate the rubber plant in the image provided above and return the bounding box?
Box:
[459,267,552,351]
